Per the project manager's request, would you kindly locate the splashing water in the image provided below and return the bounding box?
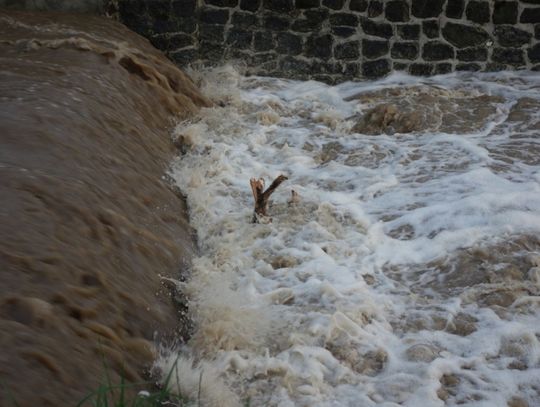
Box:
[164,67,540,407]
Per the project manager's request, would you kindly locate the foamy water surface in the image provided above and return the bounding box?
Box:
[164,68,540,407]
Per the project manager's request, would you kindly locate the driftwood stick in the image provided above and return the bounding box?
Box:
[250,175,288,223]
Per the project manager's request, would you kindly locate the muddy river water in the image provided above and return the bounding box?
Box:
[164,67,540,407]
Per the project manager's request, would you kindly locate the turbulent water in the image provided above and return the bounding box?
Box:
[163,68,540,407]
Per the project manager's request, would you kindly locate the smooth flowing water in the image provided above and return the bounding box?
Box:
[164,67,540,407]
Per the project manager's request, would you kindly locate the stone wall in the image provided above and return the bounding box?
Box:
[116,1,540,82]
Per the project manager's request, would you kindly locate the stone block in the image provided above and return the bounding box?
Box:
[297,0,319,8]
[226,29,253,49]
[147,0,170,19]
[409,63,433,76]
[385,1,410,22]
[456,63,481,71]
[171,0,197,15]
[264,14,290,30]
[323,0,346,9]
[263,0,294,12]
[521,8,540,23]
[361,18,393,38]
[522,0,540,4]
[350,0,368,12]
[363,39,389,59]
[446,0,464,19]
[292,9,328,31]
[342,63,360,78]
[536,24,540,39]
[435,63,453,74]
[442,22,490,48]
[334,41,360,59]
[527,43,540,63]
[240,0,261,11]
[206,0,238,7]
[367,1,383,17]
[199,24,225,42]
[280,56,311,75]
[331,26,357,38]
[466,1,490,24]
[486,62,507,71]
[254,31,274,51]
[412,0,445,18]
[391,42,419,60]
[423,41,455,61]
[252,52,276,65]
[231,11,259,28]
[170,48,198,66]
[495,26,532,47]
[276,32,303,55]
[329,13,358,26]
[422,20,439,38]
[393,62,408,71]
[199,41,223,59]
[178,18,198,34]
[397,24,420,40]
[457,47,487,61]
[493,1,518,24]
[492,47,525,66]
[362,58,391,77]
[305,34,334,58]
[200,8,230,24]
[312,60,339,74]
[168,33,194,49]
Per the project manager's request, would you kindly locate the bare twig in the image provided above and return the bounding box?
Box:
[250,175,288,223]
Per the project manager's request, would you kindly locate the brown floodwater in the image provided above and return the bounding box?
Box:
[0,10,209,406]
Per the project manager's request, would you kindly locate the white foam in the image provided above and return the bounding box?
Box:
[167,67,540,406]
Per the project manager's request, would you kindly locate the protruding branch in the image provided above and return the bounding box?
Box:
[250,175,288,223]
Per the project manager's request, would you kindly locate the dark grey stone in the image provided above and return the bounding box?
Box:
[521,8,540,23]
[486,62,508,71]
[391,42,419,60]
[171,0,197,15]
[170,48,197,66]
[409,63,434,76]
[528,43,540,63]
[263,0,294,12]
[466,1,490,24]
[521,0,540,4]
[536,24,540,39]
[350,0,368,12]
[312,60,339,74]
[397,24,420,40]
[422,20,439,38]
[331,26,357,38]
[168,33,194,49]
[251,52,275,65]
[533,65,540,71]
[457,47,488,61]
[335,41,361,59]
[153,18,194,34]
[412,0,445,18]
[200,41,223,60]
[385,0,409,22]
[446,0,464,19]
[200,8,229,24]
[456,63,481,71]
[367,1,383,17]
[342,63,360,78]
[240,0,261,11]
[147,0,170,19]
[305,34,334,58]
[292,10,327,31]
[435,63,453,74]
[393,62,408,71]
[231,11,258,28]
[492,47,525,66]
[280,56,311,75]
[263,13,290,30]
[313,74,335,84]
[206,0,238,7]
[363,39,389,59]
[442,22,490,48]
[361,18,393,38]
[362,58,391,77]
[226,29,252,49]
[254,31,274,51]
[199,24,225,42]
[323,0,345,9]
[494,26,532,47]
[329,13,358,26]
[276,32,303,55]
[296,0,319,8]
[423,41,455,61]
[492,1,518,24]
